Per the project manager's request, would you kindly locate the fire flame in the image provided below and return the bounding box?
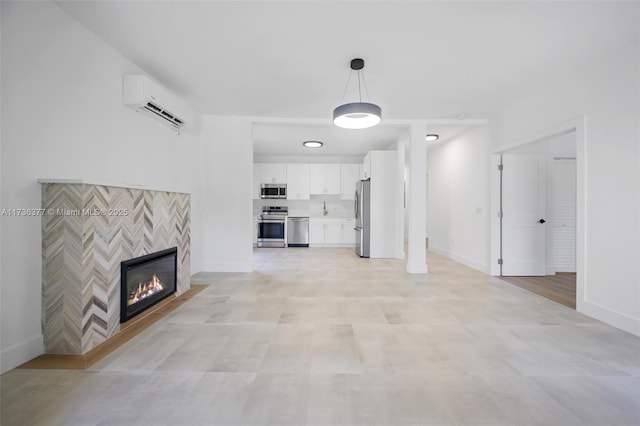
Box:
[127,274,165,306]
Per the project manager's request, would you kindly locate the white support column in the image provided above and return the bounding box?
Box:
[395,139,406,259]
[406,122,428,274]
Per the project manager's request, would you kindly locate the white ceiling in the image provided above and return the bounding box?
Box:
[55,1,638,157]
[252,121,472,159]
[253,122,405,158]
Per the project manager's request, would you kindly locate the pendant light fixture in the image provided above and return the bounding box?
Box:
[333,58,381,129]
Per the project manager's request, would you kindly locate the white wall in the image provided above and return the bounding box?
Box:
[0,1,4,376]
[199,116,253,272]
[492,41,640,335]
[0,1,201,372]
[427,126,491,272]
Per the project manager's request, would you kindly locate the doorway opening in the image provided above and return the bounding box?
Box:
[492,125,581,309]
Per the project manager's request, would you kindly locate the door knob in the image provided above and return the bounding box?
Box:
[538,219,546,224]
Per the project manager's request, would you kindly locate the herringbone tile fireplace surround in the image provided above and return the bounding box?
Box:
[39,180,190,355]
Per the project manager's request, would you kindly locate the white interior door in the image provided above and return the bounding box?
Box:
[502,154,546,276]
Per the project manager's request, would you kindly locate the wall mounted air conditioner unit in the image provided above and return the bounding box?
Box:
[123,74,192,131]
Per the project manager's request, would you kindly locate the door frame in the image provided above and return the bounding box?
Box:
[490,117,586,312]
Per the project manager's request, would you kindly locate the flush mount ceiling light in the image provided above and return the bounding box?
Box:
[303,140,323,148]
[425,134,440,142]
[333,58,381,130]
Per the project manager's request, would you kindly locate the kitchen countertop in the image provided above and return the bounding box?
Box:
[308,216,355,220]
[287,210,353,219]
[253,213,354,220]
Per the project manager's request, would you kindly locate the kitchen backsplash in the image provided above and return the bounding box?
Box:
[253,196,354,218]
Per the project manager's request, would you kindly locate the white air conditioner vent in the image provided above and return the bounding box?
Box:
[123,75,192,131]
[143,102,184,127]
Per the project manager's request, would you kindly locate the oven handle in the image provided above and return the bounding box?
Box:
[258,219,286,223]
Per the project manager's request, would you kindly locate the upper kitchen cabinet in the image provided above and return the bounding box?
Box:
[362,151,394,180]
[340,164,360,200]
[310,164,340,195]
[362,152,372,179]
[260,163,287,184]
[286,163,310,200]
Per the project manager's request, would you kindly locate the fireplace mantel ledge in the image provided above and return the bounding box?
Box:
[37,178,190,194]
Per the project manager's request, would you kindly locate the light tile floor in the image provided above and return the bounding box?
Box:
[2,248,639,425]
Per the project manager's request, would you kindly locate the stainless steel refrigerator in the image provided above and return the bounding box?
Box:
[354,179,371,257]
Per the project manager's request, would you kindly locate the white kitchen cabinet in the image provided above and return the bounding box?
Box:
[325,164,341,194]
[341,219,356,245]
[309,164,325,194]
[260,163,287,184]
[362,150,395,181]
[286,163,310,200]
[340,164,360,200]
[274,164,287,183]
[309,222,325,245]
[309,164,340,195]
[309,218,356,246]
[324,223,342,244]
[362,152,372,179]
[298,164,311,199]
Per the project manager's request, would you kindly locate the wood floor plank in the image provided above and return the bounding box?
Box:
[499,274,576,309]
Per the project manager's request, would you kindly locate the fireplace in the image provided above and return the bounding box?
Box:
[120,247,177,322]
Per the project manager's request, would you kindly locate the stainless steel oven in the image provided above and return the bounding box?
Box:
[257,206,288,248]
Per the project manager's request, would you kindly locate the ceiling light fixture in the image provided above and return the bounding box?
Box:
[333,58,381,130]
[425,134,440,142]
[303,140,323,148]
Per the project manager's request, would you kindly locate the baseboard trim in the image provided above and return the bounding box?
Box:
[429,245,489,273]
[200,262,253,273]
[547,266,577,275]
[308,244,356,248]
[579,299,640,337]
[1,334,44,374]
[190,262,203,275]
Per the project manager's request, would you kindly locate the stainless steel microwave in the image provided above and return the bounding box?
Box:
[260,183,287,199]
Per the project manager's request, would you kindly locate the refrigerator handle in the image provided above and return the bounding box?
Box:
[354,190,359,219]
